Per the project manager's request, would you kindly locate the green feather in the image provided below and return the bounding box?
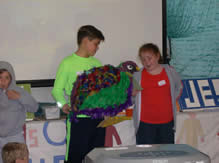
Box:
[79,72,130,110]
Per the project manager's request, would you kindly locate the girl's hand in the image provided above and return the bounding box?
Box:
[6,90,21,100]
[132,89,140,96]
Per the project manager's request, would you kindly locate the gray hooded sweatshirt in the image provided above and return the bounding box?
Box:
[0,61,38,137]
[133,64,183,133]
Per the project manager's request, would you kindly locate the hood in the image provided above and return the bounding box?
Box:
[0,61,17,89]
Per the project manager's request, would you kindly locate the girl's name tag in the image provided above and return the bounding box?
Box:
[158,80,166,86]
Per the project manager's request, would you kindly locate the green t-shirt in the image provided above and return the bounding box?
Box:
[52,53,102,107]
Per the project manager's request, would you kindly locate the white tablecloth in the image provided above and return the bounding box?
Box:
[25,110,219,163]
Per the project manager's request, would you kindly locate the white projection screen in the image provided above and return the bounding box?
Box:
[0,0,165,82]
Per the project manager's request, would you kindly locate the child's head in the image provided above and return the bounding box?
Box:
[77,25,105,56]
[138,43,162,71]
[0,69,12,89]
[2,142,29,163]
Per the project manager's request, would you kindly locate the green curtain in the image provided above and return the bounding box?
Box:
[167,0,219,78]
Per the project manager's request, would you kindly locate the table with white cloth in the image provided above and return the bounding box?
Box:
[25,109,219,163]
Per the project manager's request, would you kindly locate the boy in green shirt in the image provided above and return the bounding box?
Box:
[52,25,105,163]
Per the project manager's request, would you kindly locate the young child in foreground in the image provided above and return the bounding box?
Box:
[2,142,29,163]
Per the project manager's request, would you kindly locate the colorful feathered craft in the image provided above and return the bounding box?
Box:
[70,61,139,121]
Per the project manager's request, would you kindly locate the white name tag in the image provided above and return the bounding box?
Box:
[158,80,166,86]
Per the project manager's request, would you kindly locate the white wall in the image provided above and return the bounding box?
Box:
[0,0,163,81]
[31,87,55,103]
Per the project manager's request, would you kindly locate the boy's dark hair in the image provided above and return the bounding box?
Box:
[77,25,105,45]
[2,142,29,163]
[138,43,163,64]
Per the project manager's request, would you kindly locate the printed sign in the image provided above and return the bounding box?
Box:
[26,120,66,163]
[179,78,219,110]
[25,119,135,163]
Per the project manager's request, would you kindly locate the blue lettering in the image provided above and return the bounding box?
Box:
[43,121,66,146]
[210,79,219,105]
[54,155,65,163]
[179,78,219,110]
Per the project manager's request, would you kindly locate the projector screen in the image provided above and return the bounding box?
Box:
[0,0,165,81]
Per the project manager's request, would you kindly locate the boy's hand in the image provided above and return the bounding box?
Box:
[6,90,21,100]
[62,104,71,114]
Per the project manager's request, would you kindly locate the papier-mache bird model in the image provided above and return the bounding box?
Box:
[70,61,140,122]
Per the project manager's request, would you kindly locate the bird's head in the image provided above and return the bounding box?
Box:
[118,61,140,74]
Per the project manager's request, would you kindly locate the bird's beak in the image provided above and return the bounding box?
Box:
[136,66,140,71]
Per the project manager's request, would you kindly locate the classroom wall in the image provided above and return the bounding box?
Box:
[31,87,55,103]
[0,0,163,81]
